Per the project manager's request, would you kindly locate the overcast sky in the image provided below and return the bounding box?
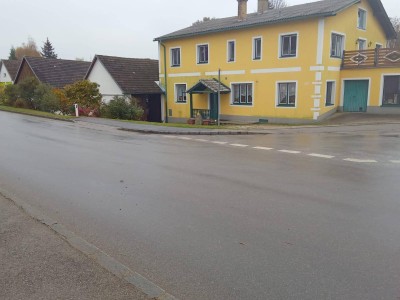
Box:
[1,0,398,61]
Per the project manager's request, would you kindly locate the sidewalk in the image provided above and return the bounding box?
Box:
[0,195,149,300]
[75,113,400,136]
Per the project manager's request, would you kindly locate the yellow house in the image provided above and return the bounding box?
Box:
[154,0,399,123]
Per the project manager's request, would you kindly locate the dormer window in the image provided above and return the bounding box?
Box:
[358,9,367,30]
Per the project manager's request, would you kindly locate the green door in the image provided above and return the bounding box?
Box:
[343,80,369,112]
[209,93,219,120]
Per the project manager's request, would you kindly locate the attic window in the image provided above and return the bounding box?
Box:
[358,9,367,30]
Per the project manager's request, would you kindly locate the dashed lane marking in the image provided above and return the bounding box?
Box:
[212,141,228,145]
[308,153,335,159]
[230,144,249,147]
[163,135,177,138]
[343,158,378,163]
[253,146,274,150]
[279,150,301,154]
[195,139,209,142]
[390,160,400,164]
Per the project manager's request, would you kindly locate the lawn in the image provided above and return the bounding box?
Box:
[0,105,74,121]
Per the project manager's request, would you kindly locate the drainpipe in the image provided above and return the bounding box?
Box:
[160,41,168,123]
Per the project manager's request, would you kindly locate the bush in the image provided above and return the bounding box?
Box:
[18,77,39,108]
[101,96,144,120]
[32,83,60,112]
[14,98,28,108]
[53,88,74,115]
[3,84,20,106]
[64,80,102,110]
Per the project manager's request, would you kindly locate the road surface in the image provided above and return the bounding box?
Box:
[1,111,399,299]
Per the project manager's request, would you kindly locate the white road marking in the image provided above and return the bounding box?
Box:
[279,150,301,154]
[230,144,249,147]
[163,135,177,138]
[253,146,274,150]
[212,141,228,145]
[390,160,400,164]
[195,139,209,142]
[343,158,378,163]
[308,153,335,159]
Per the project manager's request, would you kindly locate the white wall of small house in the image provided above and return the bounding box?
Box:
[0,64,12,83]
[87,59,124,103]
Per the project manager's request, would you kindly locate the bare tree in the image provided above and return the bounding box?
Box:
[269,0,287,9]
[15,37,41,59]
[387,17,400,48]
[192,17,215,26]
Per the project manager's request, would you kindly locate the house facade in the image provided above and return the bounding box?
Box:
[154,0,399,123]
[0,59,21,84]
[85,55,163,122]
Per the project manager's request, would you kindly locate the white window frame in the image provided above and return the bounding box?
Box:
[330,32,345,58]
[276,81,298,108]
[375,43,383,49]
[227,40,236,63]
[170,47,181,67]
[230,82,254,106]
[174,83,187,103]
[357,38,367,50]
[279,32,298,58]
[325,80,336,106]
[252,36,262,61]
[196,43,209,65]
[357,8,367,30]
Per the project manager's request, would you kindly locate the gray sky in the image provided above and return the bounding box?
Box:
[1,0,398,61]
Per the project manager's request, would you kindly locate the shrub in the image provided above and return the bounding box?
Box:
[33,83,60,112]
[14,98,28,108]
[64,80,102,110]
[101,96,144,120]
[18,77,39,108]
[53,88,74,115]
[3,84,20,106]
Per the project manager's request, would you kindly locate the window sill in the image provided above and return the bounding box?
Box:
[277,104,295,107]
[197,62,208,64]
[325,103,335,106]
[176,101,187,104]
[280,55,297,58]
[232,103,252,106]
[171,65,181,68]
[381,104,400,107]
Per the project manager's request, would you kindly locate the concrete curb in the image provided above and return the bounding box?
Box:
[0,188,178,300]
[118,127,268,135]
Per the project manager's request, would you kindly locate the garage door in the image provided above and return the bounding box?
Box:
[343,80,369,112]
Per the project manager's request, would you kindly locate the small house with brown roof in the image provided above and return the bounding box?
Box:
[0,59,22,83]
[14,57,91,88]
[85,55,163,122]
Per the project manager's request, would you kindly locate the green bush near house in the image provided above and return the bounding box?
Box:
[101,96,144,120]
[33,83,61,112]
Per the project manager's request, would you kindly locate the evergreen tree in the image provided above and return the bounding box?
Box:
[8,46,17,60]
[41,38,58,59]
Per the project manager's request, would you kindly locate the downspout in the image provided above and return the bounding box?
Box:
[160,41,168,123]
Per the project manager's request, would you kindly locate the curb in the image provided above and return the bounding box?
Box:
[0,188,178,300]
[118,127,268,135]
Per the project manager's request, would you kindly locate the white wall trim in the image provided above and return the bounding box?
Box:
[205,70,245,76]
[251,67,301,74]
[310,66,325,71]
[168,72,201,78]
[316,18,325,65]
[328,66,341,72]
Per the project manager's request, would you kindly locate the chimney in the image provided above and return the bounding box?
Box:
[237,0,248,21]
[258,0,269,13]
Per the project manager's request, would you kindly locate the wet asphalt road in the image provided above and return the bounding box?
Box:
[1,111,400,300]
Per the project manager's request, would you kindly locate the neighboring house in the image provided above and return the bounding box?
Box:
[154,0,400,123]
[0,59,21,84]
[85,55,163,122]
[14,57,91,88]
